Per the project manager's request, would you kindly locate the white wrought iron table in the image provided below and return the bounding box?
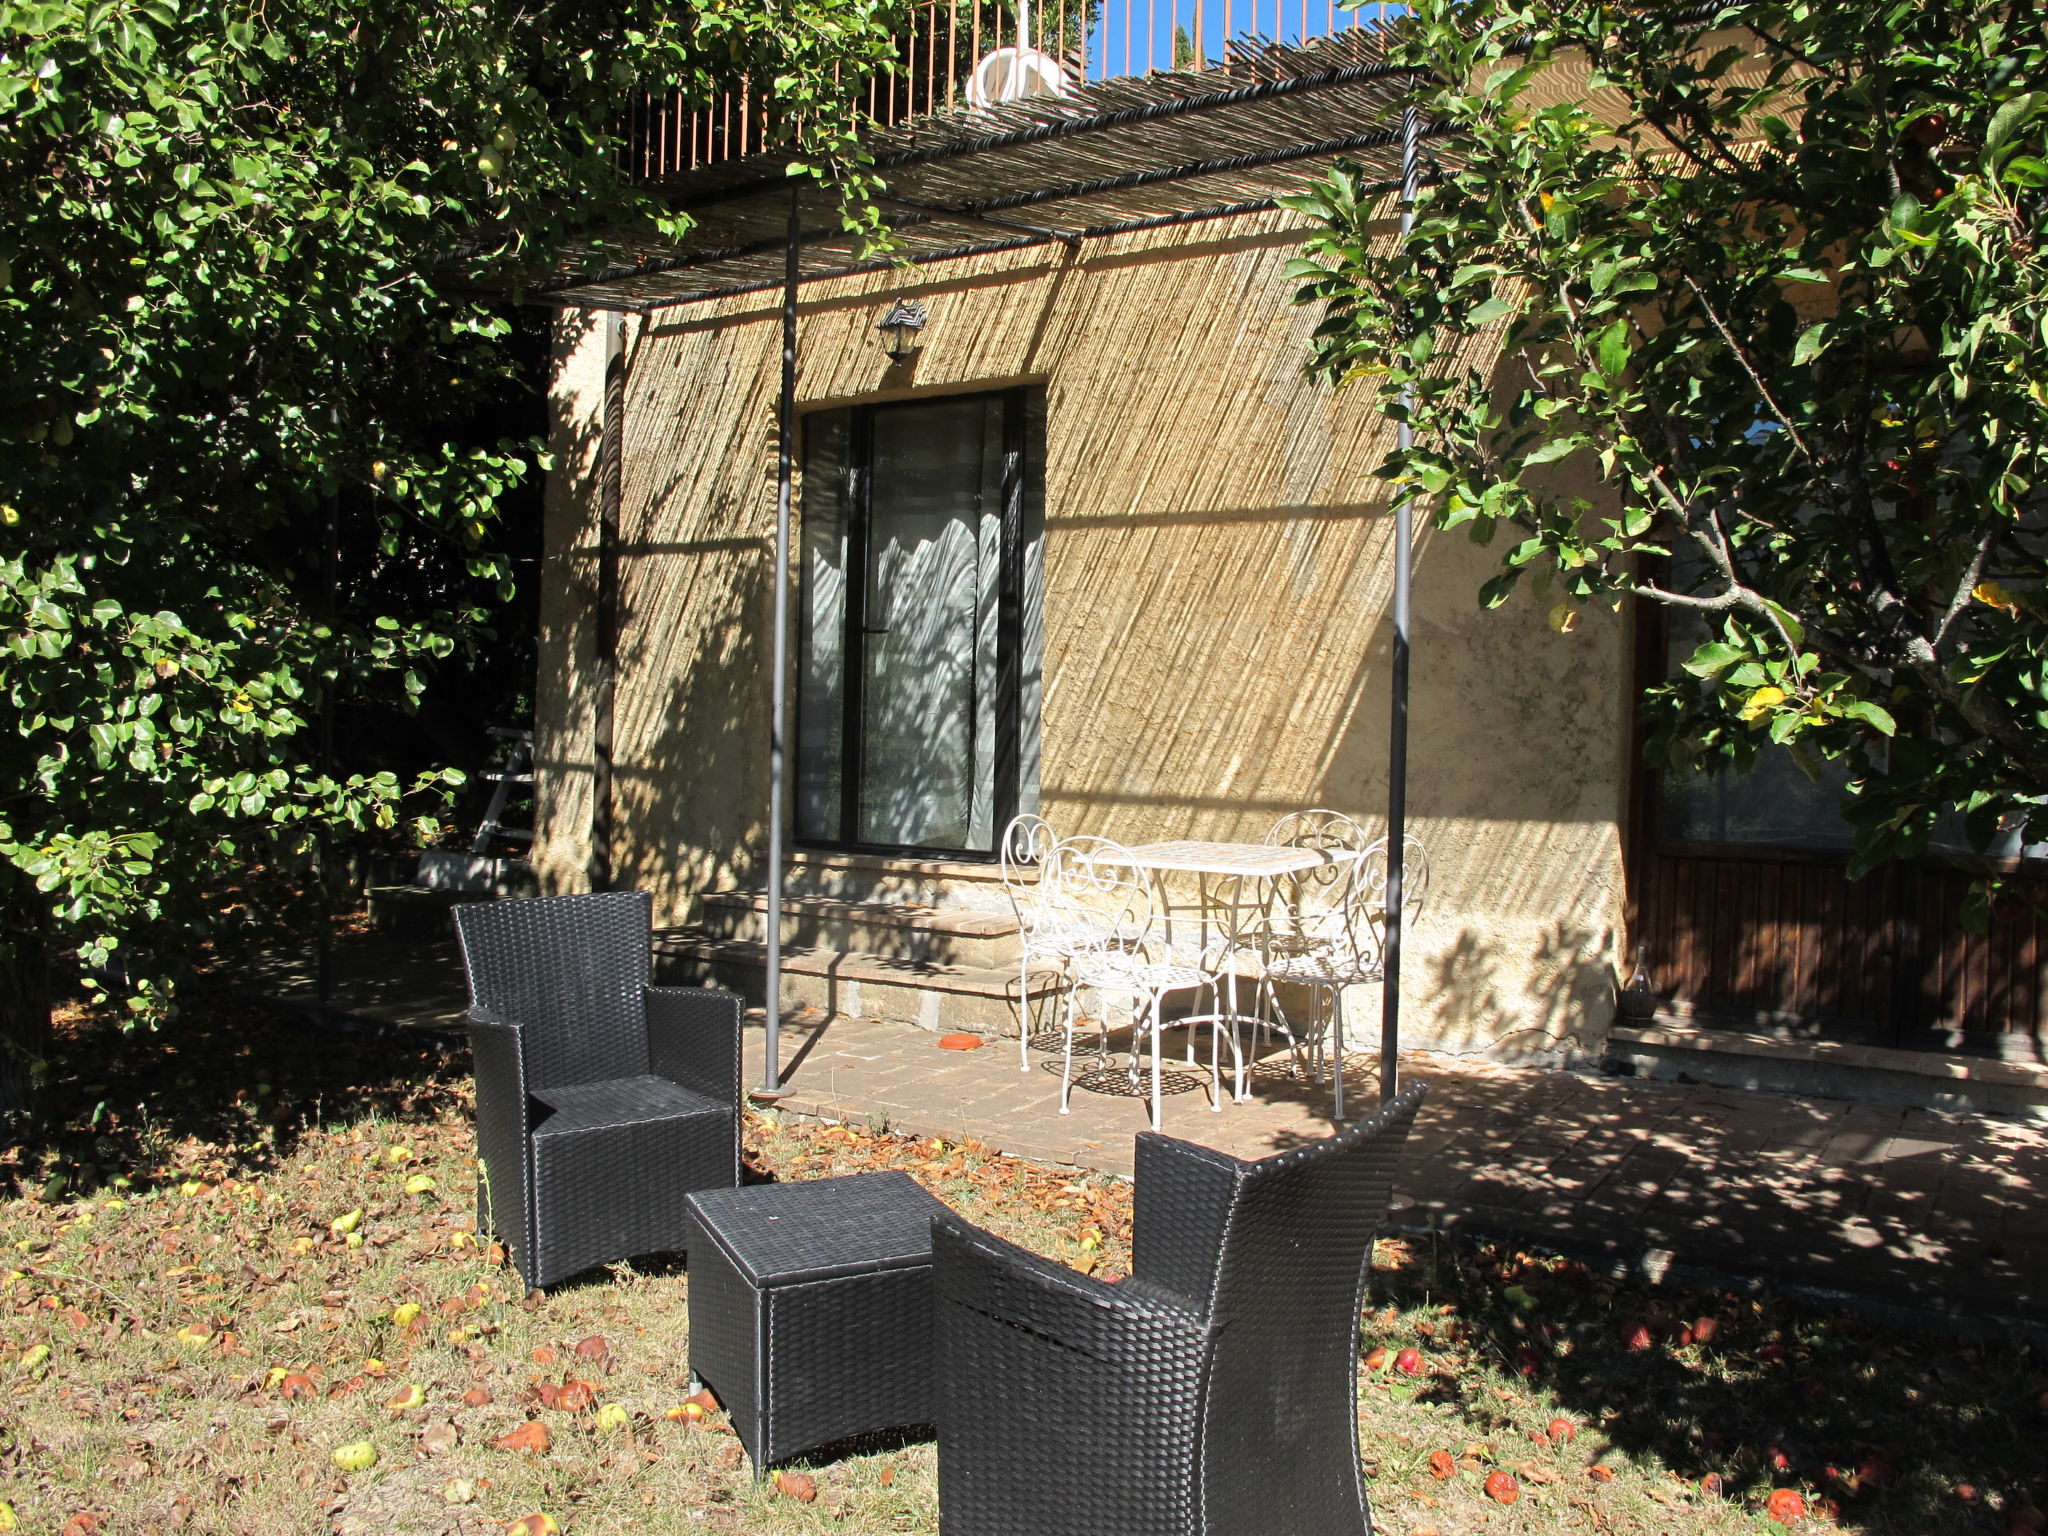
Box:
[1121,839,1357,1103]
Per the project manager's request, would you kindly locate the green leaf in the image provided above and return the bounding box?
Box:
[1522,436,1585,468]
[1595,319,1630,379]
[1682,642,1746,677]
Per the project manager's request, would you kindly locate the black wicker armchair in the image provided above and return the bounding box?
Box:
[452,890,742,1291]
[933,1081,1428,1536]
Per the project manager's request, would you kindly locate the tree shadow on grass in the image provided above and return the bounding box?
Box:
[2,977,470,1202]
[1368,1229,2048,1535]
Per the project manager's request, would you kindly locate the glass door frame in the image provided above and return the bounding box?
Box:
[797,384,1035,860]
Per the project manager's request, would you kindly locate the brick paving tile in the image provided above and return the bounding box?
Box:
[721,1012,2048,1323]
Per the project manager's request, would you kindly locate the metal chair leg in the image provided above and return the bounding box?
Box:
[1331,989,1345,1123]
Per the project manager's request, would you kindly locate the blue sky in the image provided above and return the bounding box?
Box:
[1071,0,1405,81]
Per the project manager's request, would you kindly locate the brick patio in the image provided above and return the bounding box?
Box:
[750,1010,2048,1334]
[252,932,2048,1334]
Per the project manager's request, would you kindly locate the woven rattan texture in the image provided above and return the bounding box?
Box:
[685,1218,764,1455]
[455,891,652,1091]
[933,1082,1427,1536]
[468,1020,534,1283]
[687,1173,947,1470]
[935,1217,1206,1536]
[453,892,744,1290]
[764,1268,937,1464]
[533,1073,720,1131]
[532,1102,733,1285]
[688,1171,949,1286]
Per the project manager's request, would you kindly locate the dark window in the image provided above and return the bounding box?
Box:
[796,387,1044,855]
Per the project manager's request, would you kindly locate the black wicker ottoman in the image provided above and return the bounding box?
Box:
[684,1171,950,1471]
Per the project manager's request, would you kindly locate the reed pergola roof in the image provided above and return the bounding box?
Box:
[539,29,1454,312]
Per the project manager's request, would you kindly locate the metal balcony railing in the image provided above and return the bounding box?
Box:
[626,0,1401,180]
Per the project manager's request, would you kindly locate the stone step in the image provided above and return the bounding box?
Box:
[1606,1018,2048,1120]
[655,929,1058,1036]
[697,890,1022,968]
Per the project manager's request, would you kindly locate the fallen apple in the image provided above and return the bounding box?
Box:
[1623,1324,1654,1352]
[1546,1418,1575,1445]
[385,1384,425,1412]
[405,1174,438,1196]
[504,1516,559,1536]
[1587,1466,1616,1483]
[595,1403,630,1433]
[1394,1348,1424,1376]
[1765,1488,1806,1525]
[330,1208,363,1237]
[494,1421,551,1455]
[463,1388,493,1408]
[554,1380,595,1413]
[0,1499,15,1531]
[386,1146,413,1166]
[775,1471,819,1502]
[390,1303,422,1327]
[1428,1450,1456,1480]
[1363,1347,1390,1372]
[279,1372,317,1400]
[1691,1316,1720,1344]
[1701,1472,1725,1498]
[331,1441,378,1473]
[1483,1471,1520,1504]
[573,1336,610,1361]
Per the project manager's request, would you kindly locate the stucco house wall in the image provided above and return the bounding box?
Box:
[537,208,1636,1057]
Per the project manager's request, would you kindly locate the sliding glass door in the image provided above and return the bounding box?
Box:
[797,387,1043,855]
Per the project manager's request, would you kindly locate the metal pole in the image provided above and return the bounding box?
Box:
[593,312,624,891]
[1379,101,1421,1108]
[757,187,801,1099]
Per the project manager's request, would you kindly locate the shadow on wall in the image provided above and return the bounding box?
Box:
[534,307,605,894]
[1423,918,1617,1059]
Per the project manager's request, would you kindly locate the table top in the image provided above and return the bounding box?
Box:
[685,1171,949,1287]
[1123,839,1351,878]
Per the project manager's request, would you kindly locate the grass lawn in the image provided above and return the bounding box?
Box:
[2,992,2044,1535]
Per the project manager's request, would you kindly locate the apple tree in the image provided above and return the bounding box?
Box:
[1287,0,2048,908]
[0,0,900,1112]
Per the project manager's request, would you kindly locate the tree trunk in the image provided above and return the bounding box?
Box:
[0,875,51,1119]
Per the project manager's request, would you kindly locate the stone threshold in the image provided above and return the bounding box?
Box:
[699,890,1019,937]
[1609,1021,2048,1090]
[657,931,1061,998]
[788,847,1013,884]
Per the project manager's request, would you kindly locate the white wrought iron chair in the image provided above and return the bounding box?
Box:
[998,813,1073,1073]
[1257,833,1429,1121]
[1054,838,1228,1131]
[1229,809,1377,1088]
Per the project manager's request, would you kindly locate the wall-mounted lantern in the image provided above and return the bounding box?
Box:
[877,298,928,361]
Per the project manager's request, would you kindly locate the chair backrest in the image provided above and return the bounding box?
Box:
[1355,832,1430,932]
[1264,808,1371,855]
[1200,1083,1428,1534]
[452,890,653,1090]
[1046,837,1158,962]
[997,813,1058,938]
